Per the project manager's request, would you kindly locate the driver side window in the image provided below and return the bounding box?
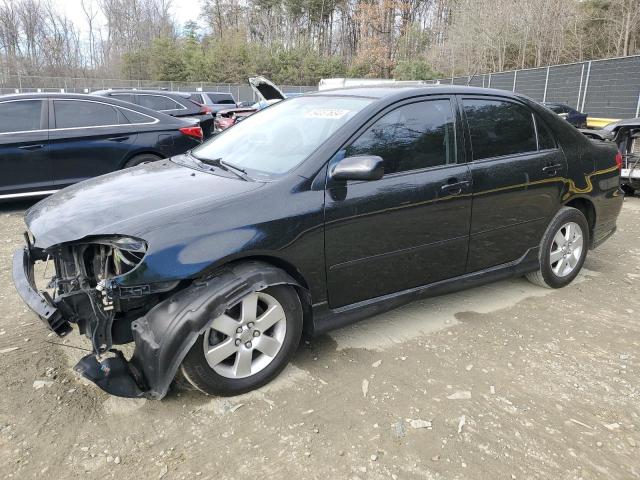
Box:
[345,99,457,175]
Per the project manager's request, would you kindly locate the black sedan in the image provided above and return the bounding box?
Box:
[0,93,203,200]
[543,102,588,128]
[93,89,215,137]
[13,86,622,400]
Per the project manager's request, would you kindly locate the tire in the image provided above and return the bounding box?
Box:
[525,207,589,289]
[621,184,636,196]
[123,153,162,169]
[179,284,303,396]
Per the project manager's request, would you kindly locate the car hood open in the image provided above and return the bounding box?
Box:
[25,157,265,249]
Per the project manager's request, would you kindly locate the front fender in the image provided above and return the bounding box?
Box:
[75,261,301,399]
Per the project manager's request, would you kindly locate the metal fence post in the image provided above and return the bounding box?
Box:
[487,73,492,88]
[635,91,640,118]
[580,61,591,113]
[543,66,550,102]
[576,64,585,110]
[512,70,517,92]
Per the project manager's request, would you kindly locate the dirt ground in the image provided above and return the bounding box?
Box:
[0,197,639,480]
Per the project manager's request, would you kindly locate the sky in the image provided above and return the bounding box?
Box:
[51,0,203,35]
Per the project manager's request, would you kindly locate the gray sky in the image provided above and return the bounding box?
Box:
[51,0,203,35]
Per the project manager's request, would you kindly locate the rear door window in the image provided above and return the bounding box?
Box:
[207,93,235,104]
[138,94,183,111]
[0,100,44,133]
[535,115,556,150]
[346,99,457,174]
[54,100,119,128]
[189,94,204,103]
[463,98,537,160]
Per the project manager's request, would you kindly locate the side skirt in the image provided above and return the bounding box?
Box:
[310,247,540,337]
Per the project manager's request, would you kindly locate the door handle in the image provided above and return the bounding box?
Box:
[18,144,45,151]
[441,180,469,195]
[107,136,130,142]
[542,164,562,175]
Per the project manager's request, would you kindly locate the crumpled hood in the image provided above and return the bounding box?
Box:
[26,157,265,249]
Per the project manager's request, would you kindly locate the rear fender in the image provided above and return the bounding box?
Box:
[129,260,300,399]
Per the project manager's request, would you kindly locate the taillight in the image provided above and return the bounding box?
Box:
[179,126,203,141]
[615,151,623,170]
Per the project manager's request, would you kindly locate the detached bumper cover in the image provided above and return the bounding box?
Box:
[12,247,71,337]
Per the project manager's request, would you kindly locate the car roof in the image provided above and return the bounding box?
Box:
[310,84,530,101]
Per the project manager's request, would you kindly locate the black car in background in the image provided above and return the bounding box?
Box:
[93,89,215,137]
[543,102,588,128]
[13,86,622,400]
[188,92,238,114]
[0,93,203,200]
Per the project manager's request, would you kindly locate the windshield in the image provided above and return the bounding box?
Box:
[192,96,373,176]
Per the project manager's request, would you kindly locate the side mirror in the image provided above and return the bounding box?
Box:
[330,155,384,182]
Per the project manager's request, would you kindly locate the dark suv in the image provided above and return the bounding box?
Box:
[0,93,203,200]
[13,86,623,400]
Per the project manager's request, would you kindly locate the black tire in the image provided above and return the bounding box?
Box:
[123,153,162,169]
[525,206,589,289]
[179,284,303,396]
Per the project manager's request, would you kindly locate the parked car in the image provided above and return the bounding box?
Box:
[13,86,622,400]
[93,89,215,137]
[590,118,640,195]
[0,93,203,200]
[213,76,286,133]
[187,92,238,114]
[543,102,588,128]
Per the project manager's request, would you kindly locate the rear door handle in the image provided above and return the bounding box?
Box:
[107,136,130,142]
[18,144,45,151]
[441,180,469,195]
[542,164,562,175]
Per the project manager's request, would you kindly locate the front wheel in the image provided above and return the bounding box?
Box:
[179,285,303,396]
[525,207,589,289]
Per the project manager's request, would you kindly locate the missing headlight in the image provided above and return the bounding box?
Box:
[87,236,147,280]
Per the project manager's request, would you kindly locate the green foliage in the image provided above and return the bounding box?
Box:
[151,37,187,81]
[392,60,439,81]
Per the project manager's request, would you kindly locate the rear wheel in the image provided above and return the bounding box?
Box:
[179,285,302,396]
[123,153,162,168]
[525,207,589,289]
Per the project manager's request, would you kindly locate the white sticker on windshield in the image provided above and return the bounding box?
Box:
[304,109,351,119]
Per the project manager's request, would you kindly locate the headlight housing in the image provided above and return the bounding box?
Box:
[87,236,147,279]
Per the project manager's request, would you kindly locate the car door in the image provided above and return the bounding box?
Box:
[0,98,52,198]
[49,98,138,187]
[324,97,472,308]
[461,96,567,272]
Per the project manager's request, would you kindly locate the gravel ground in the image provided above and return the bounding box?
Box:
[0,196,639,480]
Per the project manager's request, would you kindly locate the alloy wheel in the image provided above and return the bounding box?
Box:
[202,292,287,379]
[549,221,584,277]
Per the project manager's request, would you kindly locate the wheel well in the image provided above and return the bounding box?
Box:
[565,197,596,239]
[208,255,315,338]
[122,151,164,168]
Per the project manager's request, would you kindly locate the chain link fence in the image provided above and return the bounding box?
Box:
[0,75,317,103]
[436,55,640,119]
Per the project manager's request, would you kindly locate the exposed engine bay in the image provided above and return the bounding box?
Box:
[34,236,177,355]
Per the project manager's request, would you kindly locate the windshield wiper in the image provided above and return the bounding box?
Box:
[189,153,251,181]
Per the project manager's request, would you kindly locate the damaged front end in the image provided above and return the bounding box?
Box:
[13,233,178,398]
[14,234,302,400]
